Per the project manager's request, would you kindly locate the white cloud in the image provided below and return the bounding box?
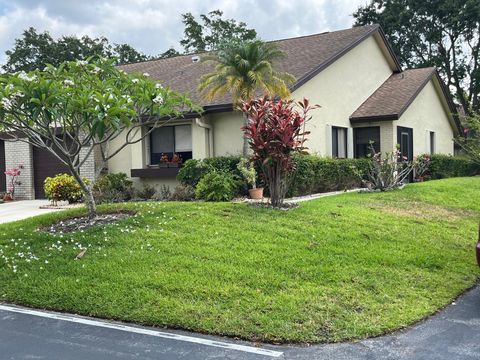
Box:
[0,0,367,64]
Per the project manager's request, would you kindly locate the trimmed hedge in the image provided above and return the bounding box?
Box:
[427,154,480,179]
[288,155,371,197]
[177,156,243,187]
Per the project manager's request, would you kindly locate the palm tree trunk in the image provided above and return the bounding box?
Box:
[242,112,249,157]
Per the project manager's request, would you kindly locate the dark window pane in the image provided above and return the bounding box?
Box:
[151,127,174,154]
[354,127,380,158]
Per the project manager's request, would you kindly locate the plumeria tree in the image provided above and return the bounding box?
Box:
[241,97,319,207]
[0,58,196,218]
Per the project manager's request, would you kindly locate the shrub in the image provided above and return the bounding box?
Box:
[171,184,196,201]
[177,159,213,187]
[195,171,236,201]
[427,154,480,179]
[288,155,370,196]
[93,173,133,204]
[363,149,415,191]
[136,184,157,200]
[44,173,89,204]
[177,156,243,187]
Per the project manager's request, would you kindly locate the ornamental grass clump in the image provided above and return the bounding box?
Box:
[240,96,319,207]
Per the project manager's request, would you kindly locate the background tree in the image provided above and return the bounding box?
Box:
[353,0,480,115]
[198,40,295,155]
[3,27,148,72]
[241,97,318,207]
[180,10,257,53]
[0,58,195,217]
[455,114,480,165]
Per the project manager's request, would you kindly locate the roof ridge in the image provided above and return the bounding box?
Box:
[118,24,380,68]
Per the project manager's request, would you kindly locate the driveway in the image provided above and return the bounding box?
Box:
[0,200,63,224]
[0,285,479,359]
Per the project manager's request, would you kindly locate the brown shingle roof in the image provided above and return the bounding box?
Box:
[119,24,389,109]
[350,67,437,121]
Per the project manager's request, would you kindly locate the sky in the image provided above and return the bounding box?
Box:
[0,0,368,64]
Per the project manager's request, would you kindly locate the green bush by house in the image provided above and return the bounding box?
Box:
[195,171,237,201]
[427,154,480,179]
[44,173,89,204]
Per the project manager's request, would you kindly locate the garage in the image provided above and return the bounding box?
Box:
[32,146,70,199]
[0,140,6,193]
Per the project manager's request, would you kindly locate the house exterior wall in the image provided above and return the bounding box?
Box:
[207,112,244,156]
[4,141,34,200]
[395,79,455,155]
[291,35,394,156]
[4,140,96,200]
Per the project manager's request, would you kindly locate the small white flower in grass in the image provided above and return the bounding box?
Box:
[143,72,150,77]
[63,79,75,86]
[132,78,139,84]
[155,83,163,89]
[44,260,49,264]
[76,60,88,66]
[91,66,102,74]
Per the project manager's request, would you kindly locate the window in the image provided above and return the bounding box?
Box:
[332,127,347,158]
[149,125,192,164]
[354,127,380,158]
[429,131,435,154]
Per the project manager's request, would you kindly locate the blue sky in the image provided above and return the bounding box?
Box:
[0,0,368,64]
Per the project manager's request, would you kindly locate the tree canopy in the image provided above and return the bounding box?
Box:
[353,0,480,115]
[180,10,257,53]
[0,58,196,217]
[3,27,149,73]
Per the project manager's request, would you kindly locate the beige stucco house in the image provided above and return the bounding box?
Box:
[0,24,460,198]
[108,24,459,189]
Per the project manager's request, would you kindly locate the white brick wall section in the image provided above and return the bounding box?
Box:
[4,141,34,200]
[78,137,97,184]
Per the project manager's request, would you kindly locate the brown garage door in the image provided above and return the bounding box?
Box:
[0,140,6,192]
[33,147,70,199]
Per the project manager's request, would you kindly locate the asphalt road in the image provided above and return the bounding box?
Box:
[1,285,479,360]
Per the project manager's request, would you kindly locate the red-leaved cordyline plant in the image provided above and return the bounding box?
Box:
[5,167,21,199]
[240,96,319,207]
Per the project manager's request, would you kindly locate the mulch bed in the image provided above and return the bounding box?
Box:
[39,211,134,234]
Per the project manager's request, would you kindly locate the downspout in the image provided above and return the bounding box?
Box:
[195,118,214,158]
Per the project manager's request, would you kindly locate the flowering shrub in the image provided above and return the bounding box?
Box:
[4,167,21,199]
[44,173,90,204]
[241,97,319,207]
[414,154,431,181]
[362,147,416,191]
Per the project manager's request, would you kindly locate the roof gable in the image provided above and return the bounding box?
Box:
[350,67,461,134]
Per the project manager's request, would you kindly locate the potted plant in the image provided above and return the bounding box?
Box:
[159,153,169,168]
[237,158,263,199]
[169,153,183,168]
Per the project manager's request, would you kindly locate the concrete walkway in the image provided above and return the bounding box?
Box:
[0,285,479,359]
[0,200,63,224]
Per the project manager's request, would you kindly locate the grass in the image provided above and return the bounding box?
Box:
[0,177,479,343]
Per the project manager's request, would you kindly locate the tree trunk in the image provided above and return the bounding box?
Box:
[242,112,249,157]
[70,166,97,219]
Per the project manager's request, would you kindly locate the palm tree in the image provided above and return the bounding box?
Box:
[198,40,295,156]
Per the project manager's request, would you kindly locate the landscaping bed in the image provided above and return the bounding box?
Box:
[0,177,479,343]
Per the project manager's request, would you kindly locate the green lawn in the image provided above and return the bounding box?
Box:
[0,177,479,343]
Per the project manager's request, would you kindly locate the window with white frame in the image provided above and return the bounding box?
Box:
[149,125,192,164]
[332,126,348,158]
